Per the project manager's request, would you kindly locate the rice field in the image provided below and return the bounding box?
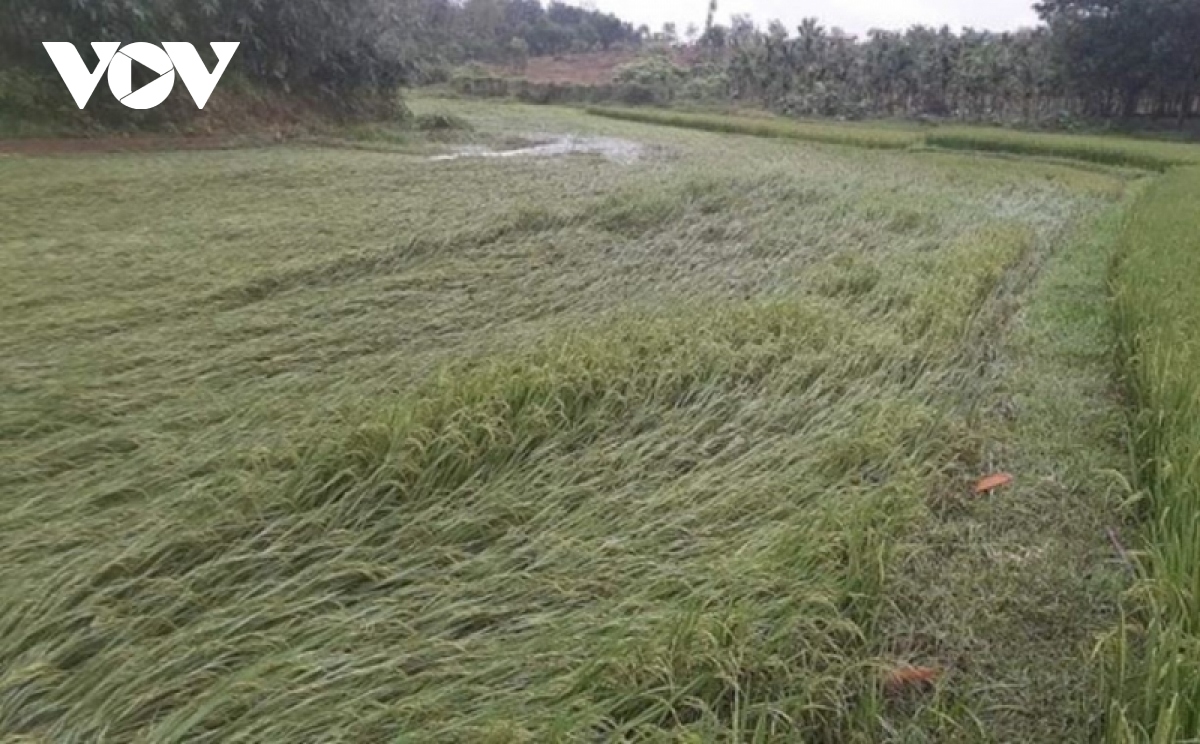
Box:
[925,128,1200,171]
[588,105,1200,171]
[586,106,919,150]
[1,98,1194,741]
[1105,166,1200,742]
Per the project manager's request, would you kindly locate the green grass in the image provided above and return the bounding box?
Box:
[887,193,1133,740]
[1105,166,1200,742]
[0,100,1140,741]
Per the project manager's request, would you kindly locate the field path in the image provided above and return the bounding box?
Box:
[881,197,1134,740]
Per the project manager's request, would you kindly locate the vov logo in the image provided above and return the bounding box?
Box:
[43,42,240,110]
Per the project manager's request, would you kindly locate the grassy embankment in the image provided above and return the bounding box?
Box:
[0,103,1139,741]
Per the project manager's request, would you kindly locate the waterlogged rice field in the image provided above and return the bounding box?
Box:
[0,100,1142,741]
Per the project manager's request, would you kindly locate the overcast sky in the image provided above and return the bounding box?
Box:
[574,0,1041,37]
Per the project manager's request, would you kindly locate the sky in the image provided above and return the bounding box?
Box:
[572,0,1041,37]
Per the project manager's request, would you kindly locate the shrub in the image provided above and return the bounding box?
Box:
[615,83,663,106]
[681,73,729,102]
[414,112,473,132]
[613,56,686,88]
[451,73,510,98]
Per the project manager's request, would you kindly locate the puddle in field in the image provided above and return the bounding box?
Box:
[431,135,643,164]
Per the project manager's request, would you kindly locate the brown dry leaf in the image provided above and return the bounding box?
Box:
[883,665,941,695]
[974,472,1014,495]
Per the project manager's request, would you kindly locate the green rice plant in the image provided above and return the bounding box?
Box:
[1105,167,1200,741]
[586,106,920,150]
[0,296,944,741]
[0,100,1135,742]
[903,224,1035,345]
[586,105,1200,171]
[926,128,1200,171]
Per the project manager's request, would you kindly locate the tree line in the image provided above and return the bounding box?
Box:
[0,0,640,115]
[712,0,1200,125]
[4,0,1197,128]
[397,0,641,67]
[3,0,408,100]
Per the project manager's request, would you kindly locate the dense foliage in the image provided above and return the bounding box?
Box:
[0,0,640,115]
[725,24,1063,122]
[1039,0,1200,120]
[2,0,407,97]
[390,0,641,69]
[714,1,1200,124]
[6,0,1199,129]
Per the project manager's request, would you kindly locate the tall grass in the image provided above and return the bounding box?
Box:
[1106,166,1200,741]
